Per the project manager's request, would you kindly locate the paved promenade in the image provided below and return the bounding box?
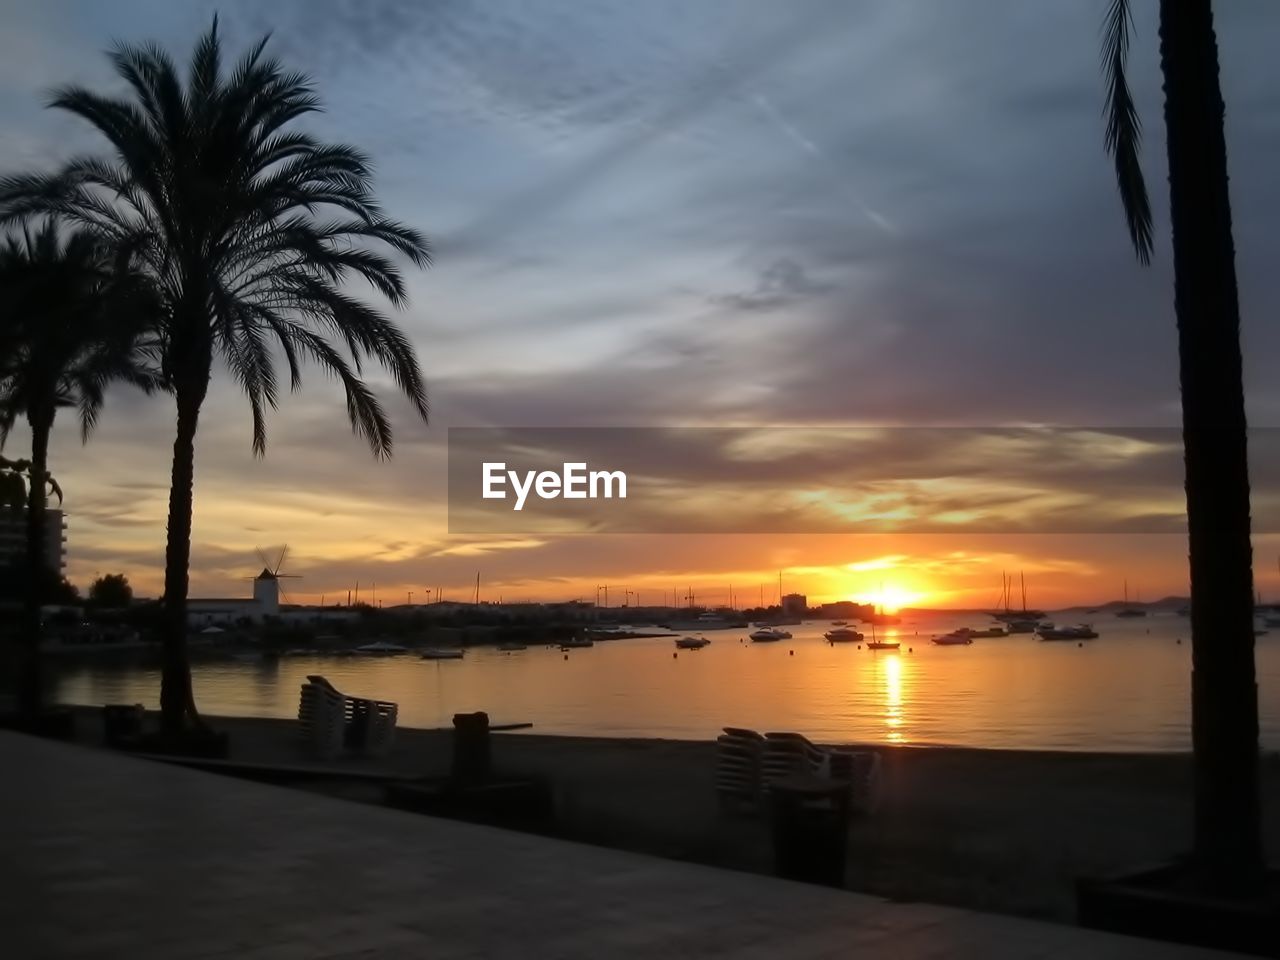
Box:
[0,732,1246,958]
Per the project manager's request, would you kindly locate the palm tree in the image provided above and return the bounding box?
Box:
[1103,0,1263,886]
[0,20,430,735]
[0,219,159,721]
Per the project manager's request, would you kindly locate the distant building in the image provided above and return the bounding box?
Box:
[186,568,281,627]
[0,507,67,574]
[781,593,807,617]
[817,600,872,620]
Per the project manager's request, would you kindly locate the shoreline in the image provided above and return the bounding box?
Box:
[59,704,1280,923]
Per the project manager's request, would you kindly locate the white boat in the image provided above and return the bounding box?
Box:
[749,627,791,642]
[675,636,711,649]
[824,627,863,643]
[355,641,407,655]
[931,631,973,646]
[560,637,595,649]
[1037,623,1098,641]
[831,620,849,627]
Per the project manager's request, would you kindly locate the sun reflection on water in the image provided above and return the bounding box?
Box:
[882,652,906,743]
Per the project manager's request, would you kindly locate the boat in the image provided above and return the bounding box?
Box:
[931,631,973,646]
[355,640,407,655]
[966,626,1006,639]
[1176,605,1191,617]
[420,648,465,660]
[675,636,711,649]
[1115,579,1147,618]
[664,611,749,631]
[831,620,848,626]
[1263,615,1280,629]
[560,637,595,649]
[1005,619,1039,634]
[824,627,863,643]
[866,640,900,650]
[991,572,1046,622]
[1037,623,1098,641]
[497,641,527,652]
[749,627,791,642]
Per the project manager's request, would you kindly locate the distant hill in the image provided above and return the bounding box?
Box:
[1092,596,1188,609]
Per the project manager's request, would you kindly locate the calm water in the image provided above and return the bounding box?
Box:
[53,612,1280,752]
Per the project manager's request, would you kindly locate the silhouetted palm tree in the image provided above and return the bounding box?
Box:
[0,219,160,720]
[1103,0,1262,885]
[0,21,430,734]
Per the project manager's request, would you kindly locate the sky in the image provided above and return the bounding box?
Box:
[2,0,1280,609]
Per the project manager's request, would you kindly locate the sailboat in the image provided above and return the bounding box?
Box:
[865,619,900,651]
[993,572,1045,623]
[758,571,802,626]
[1115,579,1147,618]
[864,599,900,651]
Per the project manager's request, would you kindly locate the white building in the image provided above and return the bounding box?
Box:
[0,507,67,573]
[186,568,281,628]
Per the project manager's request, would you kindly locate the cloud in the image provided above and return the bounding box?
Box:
[4,0,1280,604]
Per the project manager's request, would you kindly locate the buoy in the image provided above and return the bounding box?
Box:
[789,649,794,656]
[1177,638,1182,644]
[673,652,677,659]
[857,644,862,649]
[563,654,568,661]
[1077,642,1083,648]
[908,647,913,653]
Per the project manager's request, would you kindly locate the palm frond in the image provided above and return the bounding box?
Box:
[0,21,431,462]
[1101,0,1154,264]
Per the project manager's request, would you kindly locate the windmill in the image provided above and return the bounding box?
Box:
[245,545,302,612]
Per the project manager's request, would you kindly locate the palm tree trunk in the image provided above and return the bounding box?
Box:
[1159,0,1263,887]
[159,384,206,734]
[18,410,53,720]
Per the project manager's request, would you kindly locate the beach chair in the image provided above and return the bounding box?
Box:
[762,731,827,786]
[715,727,765,813]
[346,695,399,757]
[298,675,346,759]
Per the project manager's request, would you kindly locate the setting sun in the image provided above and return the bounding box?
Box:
[849,583,928,612]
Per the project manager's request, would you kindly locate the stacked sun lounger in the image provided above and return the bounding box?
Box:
[762,732,830,787]
[714,727,765,812]
[298,675,398,759]
[298,676,347,759]
[345,695,399,757]
[717,726,883,816]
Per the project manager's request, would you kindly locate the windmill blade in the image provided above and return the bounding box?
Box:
[256,547,273,571]
[275,545,289,577]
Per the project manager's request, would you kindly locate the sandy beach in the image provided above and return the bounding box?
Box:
[58,704,1280,924]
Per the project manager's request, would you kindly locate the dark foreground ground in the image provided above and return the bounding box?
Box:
[63,705,1280,924]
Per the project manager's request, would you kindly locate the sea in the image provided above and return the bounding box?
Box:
[51,610,1280,752]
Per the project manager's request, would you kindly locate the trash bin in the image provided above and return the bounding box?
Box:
[770,774,851,887]
[102,703,144,747]
[452,711,491,782]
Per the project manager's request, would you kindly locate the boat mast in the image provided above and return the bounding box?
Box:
[1021,571,1027,614]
